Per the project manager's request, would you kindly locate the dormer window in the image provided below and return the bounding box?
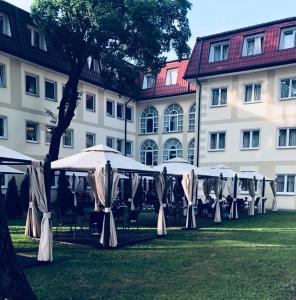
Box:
[142,74,155,89]
[280,27,296,50]
[28,25,47,51]
[242,34,264,56]
[165,68,178,85]
[209,41,229,62]
[0,12,11,37]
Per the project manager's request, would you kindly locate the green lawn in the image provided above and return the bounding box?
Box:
[10,212,296,300]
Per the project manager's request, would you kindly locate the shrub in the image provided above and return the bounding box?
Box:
[5,176,21,218]
[55,172,73,216]
[19,174,29,213]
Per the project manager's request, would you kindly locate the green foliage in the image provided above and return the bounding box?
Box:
[55,172,73,216]
[31,0,192,95]
[5,176,21,218]
[19,174,29,213]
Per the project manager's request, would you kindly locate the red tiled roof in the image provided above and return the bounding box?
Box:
[140,59,196,100]
[184,17,296,79]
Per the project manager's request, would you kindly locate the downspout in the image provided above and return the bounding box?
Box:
[196,39,203,167]
[124,98,134,156]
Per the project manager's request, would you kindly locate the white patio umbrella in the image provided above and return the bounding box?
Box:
[237,169,273,181]
[0,145,37,164]
[153,158,218,177]
[210,164,237,178]
[51,145,155,173]
[0,165,25,174]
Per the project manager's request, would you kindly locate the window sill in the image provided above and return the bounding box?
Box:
[86,108,96,113]
[106,114,115,118]
[276,192,295,196]
[243,100,263,104]
[208,149,225,152]
[26,140,39,144]
[139,132,158,136]
[0,84,7,88]
[45,97,57,102]
[241,53,263,58]
[240,147,260,151]
[26,92,39,97]
[163,130,183,134]
[63,145,74,149]
[0,136,8,140]
[277,146,296,150]
[208,59,228,64]
[279,97,296,101]
[210,104,227,108]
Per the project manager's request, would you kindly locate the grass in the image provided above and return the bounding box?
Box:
[10,212,296,300]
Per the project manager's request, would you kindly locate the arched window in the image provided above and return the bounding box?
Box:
[163,138,183,161]
[140,140,158,166]
[189,103,196,131]
[140,106,158,134]
[164,104,183,132]
[188,138,195,165]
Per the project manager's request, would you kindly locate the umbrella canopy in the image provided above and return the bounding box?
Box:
[0,145,37,165]
[0,165,25,175]
[210,164,237,178]
[238,169,273,181]
[153,157,218,177]
[51,144,157,174]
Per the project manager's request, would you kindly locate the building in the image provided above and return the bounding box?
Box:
[0,2,295,209]
[184,17,296,210]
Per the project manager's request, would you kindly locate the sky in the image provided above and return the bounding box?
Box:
[4,0,296,59]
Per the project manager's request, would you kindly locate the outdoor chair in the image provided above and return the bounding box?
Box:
[127,210,141,230]
[55,209,77,239]
[89,211,104,235]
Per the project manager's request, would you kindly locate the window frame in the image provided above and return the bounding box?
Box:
[116,103,124,119]
[45,125,54,145]
[85,132,96,148]
[25,120,40,143]
[0,174,8,189]
[279,77,296,100]
[163,138,183,161]
[44,78,57,101]
[140,106,159,134]
[125,140,133,156]
[0,63,6,87]
[0,12,11,37]
[188,138,195,165]
[276,174,295,195]
[125,106,134,123]
[62,128,74,148]
[142,73,155,90]
[243,82,262,103]
[208,131,226,152]
[0,116,8,139]
[140,139,158,166]
[25,73,39,97]
[164,103,183,133]
[240,129,260,150]
[106,136,115,149]
[188,103,196,131]
[209,41,229,63]
[210,87,228,107]
[85,92,96,112]
[106,99,115,117]
[277,127,296,149]
[279,27,296,50]
[28,25,47,51]
[165,68,178,86]
[242,33,264,57]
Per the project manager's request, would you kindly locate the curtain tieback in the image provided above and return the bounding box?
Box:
[233,198,237,202]
[128,198,132,202]
[104,207,111,213]
[163,203,167,208]
[29,202,33,208]
[44,212,51,219]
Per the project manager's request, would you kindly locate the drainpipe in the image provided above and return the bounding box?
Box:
[195,39,203,167]
[124,98,134,156]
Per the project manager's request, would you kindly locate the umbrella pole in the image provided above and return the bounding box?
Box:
[103,161,112,248]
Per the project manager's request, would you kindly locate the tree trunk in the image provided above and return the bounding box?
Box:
[49,60,85,162]
[0,190,37,300]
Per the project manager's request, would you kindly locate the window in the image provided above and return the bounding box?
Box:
[163,138,183,161]
[117,103,124,119]
[209,41,229,62]
[140,106,158,134]
[211,88,227,106]
[51,175,58,189]
[278,128,296,148]
[63,129,73,148]
[277,174,295,194]
[45,125,54,145]
[88,57,101,73]
[165,68,178,85]
[244,83,261,103]
[209,132,225,151]
[242,34,264,56]
[140,140,158,166]
[142,74,155,89]
[116,139,123,153]
[280,27,296,50]
[241,129,260,149]
[126,106,134,122]
[25,73,39,96]
[45,79,57,101]
[125,141,133,156]
[28,26,47,51]
[86,132,96,148]
[106,99,114,117]
[0,12,11,36]
[106,137,114,148]
[0,116,7,139]
[188,104,196,131]
[164,104,183,132]
[0,174,7,188]
[26,121,39,143]
[280,78,296,99]
[188,139,195,165]
[0,64,6,87]
[86,93,95,111]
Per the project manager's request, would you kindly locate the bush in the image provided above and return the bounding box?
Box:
[5,176,21,218]
[19,174,29,213]
[55,172,73,216]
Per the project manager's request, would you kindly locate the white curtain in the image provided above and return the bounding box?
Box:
[71,176,81,207]
[129,174,141,211]
[270,181,278,212]
[203,179,211,200]
[25,201,40,238]
[87,173,100,211]
[247,179,256,216]
[92,167,120,248]
[181,172,198,229]
[257,180,264,214]
[30,161,53,262]
[227,177,238,219]
[155,174,167,236]
[212,178,224,223]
